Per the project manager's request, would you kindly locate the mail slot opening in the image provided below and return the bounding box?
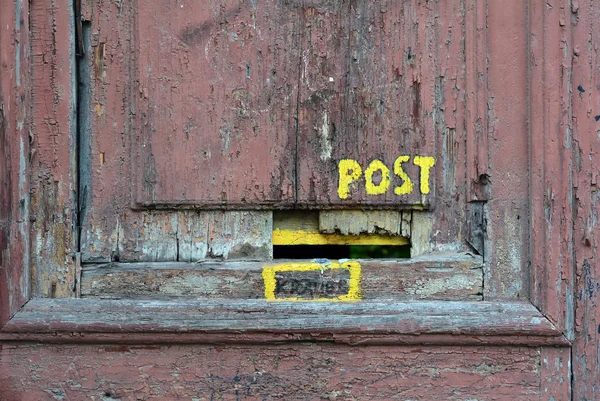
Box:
[273,244,411,259]
[272,211,411,259]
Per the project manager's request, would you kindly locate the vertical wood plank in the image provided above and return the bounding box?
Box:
[426,0,469,253]
[465,0,490,201]
[572,0,600,398]
[400,211,412,238]
[410,211,433,257]
[29,0,77,298]
[0,0,31,324]
[529,0,575,338]
[485,0,530,299]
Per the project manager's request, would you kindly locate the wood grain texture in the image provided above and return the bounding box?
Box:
[484,0,530,300]
[0,0,31,325]
[28,0,77,299]
[80,0,298,212]
[319,210,404,235]
[1,299,565,346]
[82,211,271,262]
[465,0,490,202]
[571,0,600,398]
[79,0,482,263]
[0,344,556,400]
[80,253,483,300]
[540,347,571,401]
[529,0,575,339]
[135,0,298,207]
[296,1,446,207]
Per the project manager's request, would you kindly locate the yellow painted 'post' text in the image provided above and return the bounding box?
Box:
[364,159,391,195]
[413,156,435,194]
[337,159,362,199]
[393,155,414,195]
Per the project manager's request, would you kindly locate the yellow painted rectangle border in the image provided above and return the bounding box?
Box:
[262,261,362,302]
[272,229,409,246]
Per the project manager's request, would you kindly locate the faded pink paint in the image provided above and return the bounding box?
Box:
[28,0,77,298]
[0,0,31,325]
[135,0,298,207]
[529,0,575,340]
[0,344,556,400]
[571,0,600,398]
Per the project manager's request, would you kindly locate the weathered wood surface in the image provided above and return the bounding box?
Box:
[529,0,575,338]
[81,0,299,211]
[77,1,478,261]
[273,210,409,245]
[82,211,272,262]
[540,347,571,401]
[0,0,32,325]
[483,0,530,300]
[135,0,299,207]
[571,0,600,398]
[0,344,559,400]
[28,0,78,299]
[295,1,449,207]
[79,0,479,262]
[80,253,483,300]
[318,210,409,236]
[85,0,462,209]
[1,299,565,346]
[465,0,489,202]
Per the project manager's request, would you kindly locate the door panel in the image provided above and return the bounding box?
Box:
[136,0,299,207]
[296,0,454,207]
[80,0,469,261]
[83,0,456,211]
[1,344,561,400]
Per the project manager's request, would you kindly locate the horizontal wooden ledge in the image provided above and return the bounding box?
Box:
[131,202,429,211]
[80,253,483,301]
[0,299,569,346]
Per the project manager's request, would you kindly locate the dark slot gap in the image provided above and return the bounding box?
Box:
[273,245,411,260]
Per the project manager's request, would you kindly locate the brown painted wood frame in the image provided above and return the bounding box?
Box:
[0,0,589,398]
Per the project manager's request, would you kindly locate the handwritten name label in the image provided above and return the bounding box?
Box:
[275,270,350,299]
[337,156,435,199]
[263,261,361,302]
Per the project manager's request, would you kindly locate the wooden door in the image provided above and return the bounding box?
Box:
[1,0,593,399]
[79,0,449,265]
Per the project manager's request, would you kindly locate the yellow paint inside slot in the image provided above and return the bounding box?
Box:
[272,229,410,246]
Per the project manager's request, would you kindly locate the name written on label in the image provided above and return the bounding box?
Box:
[263,261,362,302]
[337,155,436,199]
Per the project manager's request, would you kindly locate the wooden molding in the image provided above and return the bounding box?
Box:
[80,254,483,301]
[0,298,569,346]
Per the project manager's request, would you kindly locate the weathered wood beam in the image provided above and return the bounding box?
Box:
[80,253,483,301]
[0,298,568,346]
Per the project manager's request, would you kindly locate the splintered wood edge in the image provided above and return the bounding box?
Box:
[0,299,569,346]
[272,229,410,246]
[272,210,410,245]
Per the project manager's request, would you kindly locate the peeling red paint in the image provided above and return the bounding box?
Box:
[1,344,554,400]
